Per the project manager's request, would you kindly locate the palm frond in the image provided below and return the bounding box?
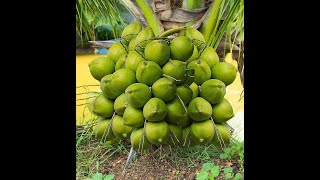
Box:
[76,0,124,42]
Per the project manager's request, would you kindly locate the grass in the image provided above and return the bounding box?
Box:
[76,116,128,179]
[76,90,244,179]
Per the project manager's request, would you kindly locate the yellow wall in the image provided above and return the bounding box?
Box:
[76,54,104,125]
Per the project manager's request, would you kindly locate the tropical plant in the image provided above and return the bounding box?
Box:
[76,0,126,42]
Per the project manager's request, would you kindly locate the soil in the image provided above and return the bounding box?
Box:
[91,144,242,180]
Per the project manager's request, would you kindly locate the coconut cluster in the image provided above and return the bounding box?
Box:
[88,22,237,151]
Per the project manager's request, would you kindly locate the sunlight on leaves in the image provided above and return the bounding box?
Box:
[196,171,208,180]
[223,167,233,174]
[211,165,220,177]
[202,162,215,172]
[234,173,243,180]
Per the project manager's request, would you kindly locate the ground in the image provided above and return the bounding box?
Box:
[76,129,244,180]
[105,149,242,180]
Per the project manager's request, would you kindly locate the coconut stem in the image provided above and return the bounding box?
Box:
[182,0,206,27]
[76,84,100,88]
[183,0,205,9]
[169,134,176,146]
[170,128,180,144]
[210,117,227,149]
[121,147,136,176]
[176,94,188,113]
[135,0,164,36]
[163,74,181,82]
[101,112,116,143]
[199,0,223,42]
[76,96,96,101]
[76,91,98,95]
[183,129,190,147]
[159,27,186,38]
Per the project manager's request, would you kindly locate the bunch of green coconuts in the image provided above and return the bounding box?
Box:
[88,22,237,151]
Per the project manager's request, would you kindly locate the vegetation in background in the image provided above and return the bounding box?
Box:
[76,0,132,42]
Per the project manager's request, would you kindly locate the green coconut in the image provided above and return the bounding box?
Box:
[165,98,188,124]
[179,27,206,51]
[211,123,231,148]
[86,91,101,115]
[88,56,115,81]
[130,127,151,151]
[211,62,237,86]
[111,69,136,93]
[176,84,193,105]
[200,79,226,104]
[185,46,199,64]
[170,36,194,61]
[121,22,142,46]
[187,59,211,85]
[125,51,145,72]
[128,37,137,51]
[108,42,127,64]
[136,61,163,86]
[125,83,151,108]
[212,98,234,123]
[189,82,199,99]
[123,105,144,128]
[198,47,219,68]
[143,98,168,122]
[134,27,155,53]
[190,120,214,145]
[100,74,122,99]
[144,40,170,66]
[115,54,127,71]
[111,115,134,139]
[145,121,170,145]
[151,77,176,102]
[113,93,128,115]
[167,124,183,146]
[92,94,114,118]
[187,97,212,121]
[94,118,116,142]
[162,60,187,84]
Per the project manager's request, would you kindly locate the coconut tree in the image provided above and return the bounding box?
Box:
[111,0,244,84]
[116,1,244,173]
[76,0,126,42]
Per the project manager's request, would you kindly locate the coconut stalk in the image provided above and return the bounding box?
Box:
[182,0,205,9]
[199,0,222,42]
[135,0,164,36]
[183,0,206,27]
